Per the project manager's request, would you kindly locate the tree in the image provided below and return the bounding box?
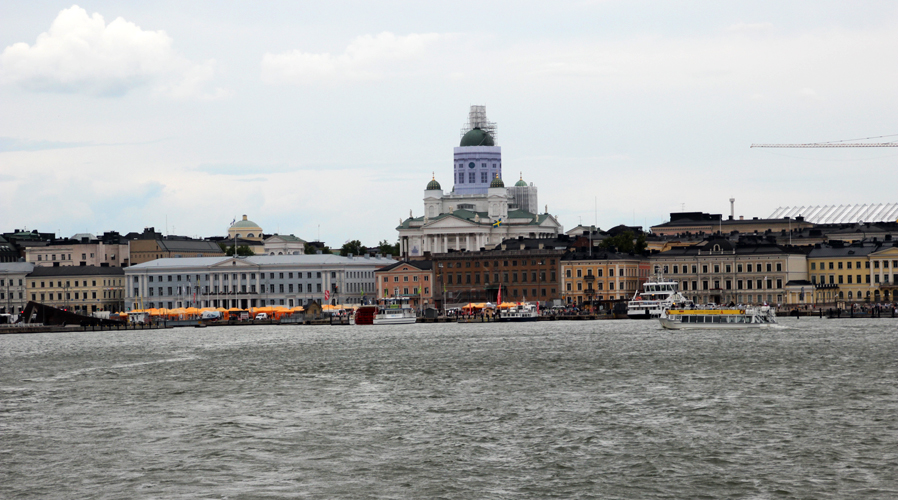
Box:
[600,231,637,253]
[340,240,366,256]
[220,243,254,256]
[377,239,400,256]
[305,243,332,254]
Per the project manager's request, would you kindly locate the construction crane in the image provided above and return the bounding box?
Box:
[751,133,898,148]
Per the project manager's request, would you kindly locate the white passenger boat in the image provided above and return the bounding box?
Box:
[499,302,539,322]
[659,306,777,330]
[627,275,689,319]
[352,298,416,325]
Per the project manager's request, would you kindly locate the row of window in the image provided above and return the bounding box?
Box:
[382,275,429,282]
[140,271,335,283]
[31,290,116,301]
[0,279,24,286]
[32,279,121,288]
[565,268,626,278]
[144,282,329,297]
[567,281,622,291]
[34,252,104,261]
[457,172,493,184]
[658,263,783,274]
[382,287,430,296]
[811,260,898,270]
[445,271,556,285]
[446,259,555,268]
[0,292,24,300]
[812,273,898,285]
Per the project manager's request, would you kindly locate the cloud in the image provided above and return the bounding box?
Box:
[261,32,444,85]
[0,5,227,99]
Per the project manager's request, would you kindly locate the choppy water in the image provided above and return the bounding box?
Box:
[2,318,897,499]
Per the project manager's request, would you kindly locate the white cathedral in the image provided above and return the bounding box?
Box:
[397,106,563,258]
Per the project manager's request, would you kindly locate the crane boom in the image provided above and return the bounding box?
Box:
[751,133,898,148]
[751,143,898,148]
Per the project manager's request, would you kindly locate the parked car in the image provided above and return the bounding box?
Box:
[255,312,268,321]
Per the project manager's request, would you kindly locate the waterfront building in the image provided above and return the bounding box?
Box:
[649,237,809,306]
[375,260,435,310]
[26,266,125,314]
[807,240,898,304]
[561,251,651,306]
[398,106,561,258]
[432,237,566,306]
[124,254,396,310]
[870,244,898,302]
[25,232,130,267]
[0,262,34,314]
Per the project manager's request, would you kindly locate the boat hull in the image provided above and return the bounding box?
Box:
[372,316,417,325]
[627,310,656,320]
[659,318,773,330]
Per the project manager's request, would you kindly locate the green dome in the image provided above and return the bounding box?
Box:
[426,178,441,190]
[515,178,528,187]
[490,175,505,188]
[460,127,495,147]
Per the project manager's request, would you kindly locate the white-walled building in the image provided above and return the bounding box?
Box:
[125,254,396,310]
[397,106,562,258]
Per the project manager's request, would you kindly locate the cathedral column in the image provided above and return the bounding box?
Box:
[466,234,471,251]
[443,235,448,253]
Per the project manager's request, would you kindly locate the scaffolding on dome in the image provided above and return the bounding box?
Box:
[460,105,498,144]
[768,203,898,224]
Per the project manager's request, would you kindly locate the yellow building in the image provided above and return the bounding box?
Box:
[27,266,125,314]
[560,252,650,307]
[807,241,898,304]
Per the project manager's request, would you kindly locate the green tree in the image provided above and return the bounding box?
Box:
[378,239,400,256]
[305,244,332,254]
[340,240,366,256]
[600,231,636,253]
[220,243,254,256]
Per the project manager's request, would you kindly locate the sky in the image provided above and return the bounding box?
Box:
[2,1,898,246]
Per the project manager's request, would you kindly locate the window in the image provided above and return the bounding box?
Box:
[714,265,719,273]
[458,172,464,183]
[481,172,488,183]
[776,263,782,272]
[811,263,816,270]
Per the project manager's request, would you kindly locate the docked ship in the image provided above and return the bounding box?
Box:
[658,306,777,330]
[498,302,539,322]
[627,275,689,319]
[352,298,417,325]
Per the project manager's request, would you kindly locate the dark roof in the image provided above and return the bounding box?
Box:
[28,266,125,277]
[562,250,646,262]
[460,127,495,147]
[376,260,434,272]
[158,239,224,253]
[807,241,882,258]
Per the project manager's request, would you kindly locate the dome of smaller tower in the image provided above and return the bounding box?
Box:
[515,173,528,187]
[460,127,495,147]
[490,174,505,188]
[426,176,441,190]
